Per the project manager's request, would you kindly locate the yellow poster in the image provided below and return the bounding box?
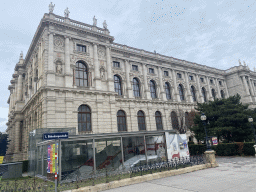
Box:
[0,156,4,164]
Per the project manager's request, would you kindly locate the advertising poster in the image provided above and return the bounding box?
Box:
[212,137,218,145]
[165,133,190,161]
[47,143,58,174]
[47,145,51,173]
[0,156,4,164]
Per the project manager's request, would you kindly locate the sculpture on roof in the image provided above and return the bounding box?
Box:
[93,16,97,26]
[238,59,242,66]
[49,2,55,13]
[20,51,23,60]
[254,67,256,72]
[64,7,70,18]
[103,20,107,29]
[243,61,246,66]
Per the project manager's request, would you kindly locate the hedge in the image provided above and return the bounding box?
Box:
[189,142,255,156]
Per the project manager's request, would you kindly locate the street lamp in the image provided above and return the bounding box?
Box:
[248,116,256,143]
[201,113,211,151]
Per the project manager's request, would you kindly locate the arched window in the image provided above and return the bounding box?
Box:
[221,90,225,98]
[190,86,196,102]
[202,87,207,102]
[117,110,127,132]
[150,80,157,99]
[78,105,91,132]
[114,75,122,96]
[133,78,140,98]
[137,110,146,131]
[165,82,171,100]
[212,89,216,100]
[75,61,88,87]
[171,111,179,130]
[155,111,163,130]
[178,84,185,101]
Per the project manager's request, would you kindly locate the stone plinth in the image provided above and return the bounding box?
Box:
[204,150,218,168]
[254,145,256,157]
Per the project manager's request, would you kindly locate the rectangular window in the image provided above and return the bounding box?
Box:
[164,71,169,76]
[113,61,120,68]
[177,73,182,78]
[76,44,86,52]
[210,79,213,84]
[132,65,138,71]
[219,81,222,85]
[200,77,204,82]
[189,75,193,81]
[149,68,154,74]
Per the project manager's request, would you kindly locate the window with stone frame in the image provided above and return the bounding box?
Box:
[132,65,138,71]
[113,61,120,68]
[149,68,154,74]
[189,75,194,81]
[202,87,207,102]
[149,80,157,98]
[164,71,169,77]
[155,111,163,130]
[78,105,91,132]
[177,73,182,78]
[114,75,122,96]
[165,82,171,100]
[212,89,216,100]
[200,77,204,83]
[137,110,146,131]
[219,81,222,86]
[75,61,88,87]
[178,84,185,101]
[220,90,225,98]
[76,44,86,52]
[133,78,140,98]
[117,110,127,132]
[190,86,196,102]
[210,79,213,84]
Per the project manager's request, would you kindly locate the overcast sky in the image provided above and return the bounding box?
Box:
[0,0,255,132]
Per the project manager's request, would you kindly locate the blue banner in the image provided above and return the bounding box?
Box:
[43,132,69,140]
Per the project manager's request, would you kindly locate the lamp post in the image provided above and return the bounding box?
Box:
[248,116,256,157]
[248,117,256,143]
[201,113,211,151]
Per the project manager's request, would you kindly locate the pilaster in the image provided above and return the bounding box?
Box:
[47,32,55,86]
[158,67,166,101]
[93,43,101,90]
[65,36,72,87]
[185,72,192,103]
[125,60,132,98]
[106,46,114,91]
[172,69,179,102]
[143,64,150,99]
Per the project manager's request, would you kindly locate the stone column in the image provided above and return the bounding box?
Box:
[185,72,192,102]
[158,67,166,101]
[242,76,250,95]
[250,79,256,94]
[17,74,23,101]
[47,32,55,86]
[172,70,180,102]
[248,78,254,96]
[215,78,221,98]
[125,60,132,98]
[106,46,114,91]
[93,43,101,90]
[14,121,20,153]
[223,80,229,98]
[143,64,150,99]
[65,37,72,87]
[204,150,218,168]
[206,77,213,101]
[196,74,203,102]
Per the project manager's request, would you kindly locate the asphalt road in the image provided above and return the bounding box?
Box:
[103,157,256,192]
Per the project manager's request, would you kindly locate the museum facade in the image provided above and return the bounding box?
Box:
[6,7,256,161]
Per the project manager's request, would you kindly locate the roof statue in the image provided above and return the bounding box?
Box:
[103,20,107,30]
[243,61,246,66]
[49,2,55,13]
[154,50,156,54]
[19,51,23,60]
[93,16,97,26]
[64,7,70,18]
[238,59,242,66]
[254,67,256,72]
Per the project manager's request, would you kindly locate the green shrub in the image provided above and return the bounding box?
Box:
[243,142,255,156]
[188,144,206,155]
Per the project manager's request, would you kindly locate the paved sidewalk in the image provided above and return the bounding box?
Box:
[103,157,256,192]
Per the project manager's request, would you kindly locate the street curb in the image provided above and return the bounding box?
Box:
[63,163,216,192]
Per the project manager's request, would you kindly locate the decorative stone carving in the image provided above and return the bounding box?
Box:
[103,20,107,29]
[49,2,55,13]
[93,16,97,26]
[54,26,65,32]
[100,67,105,80]
[98,46,105,59]
[55,60,63,75]
[54,36,64,51]
[64,7,70,18]
[70,54,93,68]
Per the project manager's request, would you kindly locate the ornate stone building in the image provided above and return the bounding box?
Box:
[6,7,256,161]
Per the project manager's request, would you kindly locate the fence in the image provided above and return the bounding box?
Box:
[0,155,205,192]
